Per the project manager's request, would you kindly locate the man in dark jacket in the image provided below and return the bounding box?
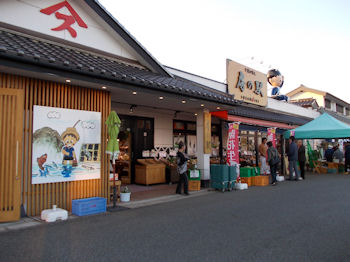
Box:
[324,145,334,162]
[287,136,299,181]
[345,143,350,173]
[298,140,306,180]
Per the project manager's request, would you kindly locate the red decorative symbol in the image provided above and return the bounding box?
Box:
[40,1,88,38]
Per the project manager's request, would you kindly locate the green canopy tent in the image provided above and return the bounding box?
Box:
[284,113,350,139]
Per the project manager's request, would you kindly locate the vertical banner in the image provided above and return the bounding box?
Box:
[203,111,211,154]
[227,122,239,166]
[267,127,276,147]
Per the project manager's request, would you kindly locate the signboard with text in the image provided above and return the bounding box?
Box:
[204,111,212,154]
[227,123,239,166]
[226,59,267,106]
[267,128,276,147]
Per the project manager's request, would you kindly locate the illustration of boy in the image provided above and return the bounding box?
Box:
[61,124,80,177]
[267,69,288,101]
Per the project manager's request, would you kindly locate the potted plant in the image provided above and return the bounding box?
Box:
[120,186,131,202]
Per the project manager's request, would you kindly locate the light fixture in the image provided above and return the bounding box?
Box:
[216,106,221,110]
[132,91,137,95]
[159,96,164,100]
[194,113,198,116]
[182,100,186,104]
[102,86,107,89]
[129,105,136,113]
[200,104,204,107]
[65,79,71,83]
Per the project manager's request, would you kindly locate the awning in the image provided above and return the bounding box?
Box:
[211,111,297,129]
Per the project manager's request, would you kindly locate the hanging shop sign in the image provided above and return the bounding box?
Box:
[40,1,88,38]
[204,111,212,154]
[227,122,240,166]
[267,128,277,147]
[32,106,101,184]
[226,59,267,106]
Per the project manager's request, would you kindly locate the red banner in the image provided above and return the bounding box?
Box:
[267,128,276,147]
[227,123,239,166]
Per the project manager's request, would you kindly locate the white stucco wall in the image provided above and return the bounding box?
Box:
[166,67,227,93]
[267,98,320,119]
[0,0,138,60]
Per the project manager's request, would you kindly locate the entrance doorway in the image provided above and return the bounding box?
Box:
[119,115,154,184]
[0,88,24,222]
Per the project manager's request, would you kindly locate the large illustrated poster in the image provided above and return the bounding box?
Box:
[32,106,101,184]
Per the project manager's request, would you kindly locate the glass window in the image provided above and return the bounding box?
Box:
[336,104,344,114]
[325,99,331,109]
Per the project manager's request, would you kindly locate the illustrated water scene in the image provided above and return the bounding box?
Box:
[32,106,101,184]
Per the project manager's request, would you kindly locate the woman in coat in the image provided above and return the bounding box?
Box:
[267,141,279,185]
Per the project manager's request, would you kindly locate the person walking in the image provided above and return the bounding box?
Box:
[176,141,189,195]
[287,136,299,181]
[267,141,279,185]
[298,140,306,180]
[345,143,350,173]
[333,144,344,163]
[259,138,269,175]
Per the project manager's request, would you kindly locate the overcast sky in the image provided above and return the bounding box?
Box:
[99,0,350,101]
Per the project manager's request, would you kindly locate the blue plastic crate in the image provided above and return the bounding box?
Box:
[72,197,106,216]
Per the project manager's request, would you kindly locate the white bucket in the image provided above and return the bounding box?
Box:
[120,192,131,202]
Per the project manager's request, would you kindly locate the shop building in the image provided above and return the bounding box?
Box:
[0,0,321,222]
[0,0,241,221]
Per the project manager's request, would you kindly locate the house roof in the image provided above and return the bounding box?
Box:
[290,98,319,108]
[0,27,237,105]
[286,84,326,97]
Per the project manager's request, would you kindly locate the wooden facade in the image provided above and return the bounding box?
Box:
[0,73,111,219]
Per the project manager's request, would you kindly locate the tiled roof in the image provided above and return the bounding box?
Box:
[229,105,312,126]
[290,98,318,108]
[0,28,236,105]
[322,109,350,125]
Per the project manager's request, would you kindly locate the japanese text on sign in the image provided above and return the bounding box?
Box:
[40,1,88,38]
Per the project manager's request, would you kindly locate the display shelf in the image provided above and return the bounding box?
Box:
[117,133,131,184]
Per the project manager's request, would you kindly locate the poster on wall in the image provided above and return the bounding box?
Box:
[267,128,276,147]
[187,135,197,156]
[32,106,101,184]
[227,123,239,166]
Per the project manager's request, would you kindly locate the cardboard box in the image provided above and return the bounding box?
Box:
[252,175,269,186]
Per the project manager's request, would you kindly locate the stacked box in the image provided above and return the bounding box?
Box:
[241,177,252,187]
[72,197,106,216]
[240,167,252,177]
[253,176,269,186]
[210,164,229,192]
[188,169,201,181]
[188,180,201,191]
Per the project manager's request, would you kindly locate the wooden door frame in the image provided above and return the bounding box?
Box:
[0,88,24,222]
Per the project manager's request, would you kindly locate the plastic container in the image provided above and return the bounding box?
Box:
[188,169,201,181]
[210,164,229,192]
[240,167,252,177]
[72,197,106,216]
[41,205,68,222]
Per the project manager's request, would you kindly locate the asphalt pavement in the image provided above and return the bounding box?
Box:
[1,173,350,262]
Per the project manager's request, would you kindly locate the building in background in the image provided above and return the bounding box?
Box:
[287,85,350,124]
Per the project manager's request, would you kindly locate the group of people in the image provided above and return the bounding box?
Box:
[259,136,306,186]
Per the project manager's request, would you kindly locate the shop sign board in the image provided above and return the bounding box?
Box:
[267,128,276,147]
[32,106,101,184]
[40,1,88,38]
[227,123,239,166]
[204,111,211,154]
[226,59,267,106]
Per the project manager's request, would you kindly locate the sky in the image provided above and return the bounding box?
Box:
[99,0,350,102]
